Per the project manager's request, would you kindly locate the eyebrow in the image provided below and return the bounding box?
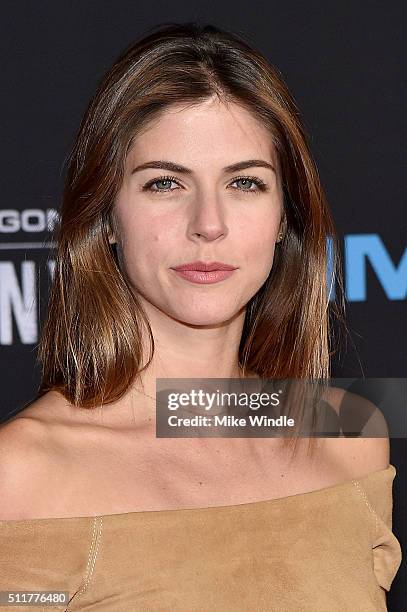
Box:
[131,159,276,175]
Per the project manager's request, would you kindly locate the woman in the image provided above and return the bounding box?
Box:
[0,22,401,611]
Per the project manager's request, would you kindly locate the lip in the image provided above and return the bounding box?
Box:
[171,261,237,272]
[171,268,236,284]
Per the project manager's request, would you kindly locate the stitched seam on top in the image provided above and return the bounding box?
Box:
[76,517,103,597]
[64,516,103,611]
[352,479,379,539]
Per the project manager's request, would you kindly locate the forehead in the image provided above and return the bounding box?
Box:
[126,98,278,167]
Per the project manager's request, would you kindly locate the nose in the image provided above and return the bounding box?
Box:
[187,188,228,242]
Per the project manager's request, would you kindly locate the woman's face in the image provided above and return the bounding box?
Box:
[111,96,284,326]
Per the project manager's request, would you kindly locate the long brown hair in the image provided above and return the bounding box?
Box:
[36,22,346,457]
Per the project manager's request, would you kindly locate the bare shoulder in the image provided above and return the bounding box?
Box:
[0,416,50,519]
[319,385,390,479]
[0,392,75,520]
[0,414,46,459]
[0,396,55,456]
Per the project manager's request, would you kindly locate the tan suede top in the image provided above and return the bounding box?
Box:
[0,464,402,611]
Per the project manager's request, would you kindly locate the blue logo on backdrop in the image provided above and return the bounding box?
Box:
[327,234,407,302]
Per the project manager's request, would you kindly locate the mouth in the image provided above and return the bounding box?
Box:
[170,261,238,285]
[171,261,238,272]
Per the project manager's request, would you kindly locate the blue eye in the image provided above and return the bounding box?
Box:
[230,177,267,193]
[142,176,180,193]
[142,175,268,194]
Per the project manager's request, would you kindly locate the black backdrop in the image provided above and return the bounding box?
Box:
[0,2,405,608]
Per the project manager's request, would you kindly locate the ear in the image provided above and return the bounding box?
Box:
[278,212,287,240]
[107,218,117,245]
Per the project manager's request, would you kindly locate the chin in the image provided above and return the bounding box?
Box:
[169,307,241,327]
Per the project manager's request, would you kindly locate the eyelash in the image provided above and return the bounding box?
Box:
[141,174,268,195]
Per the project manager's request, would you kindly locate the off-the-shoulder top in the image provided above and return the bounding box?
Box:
[0,464,402,611]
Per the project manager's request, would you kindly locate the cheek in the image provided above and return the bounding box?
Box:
[239,218,278,261]
[248,241,276,280]
[123,220,174,272]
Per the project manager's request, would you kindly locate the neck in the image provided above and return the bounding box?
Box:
[133,296,250,392]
